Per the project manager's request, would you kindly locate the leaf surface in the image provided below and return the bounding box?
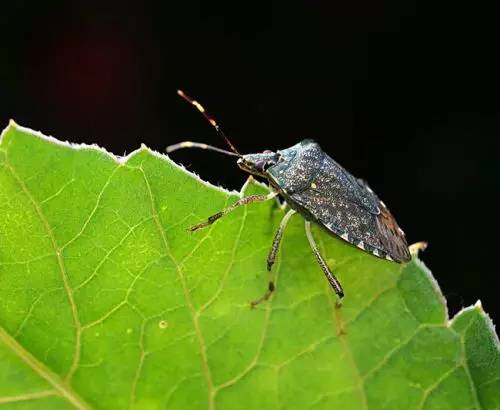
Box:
[0,123,498,409]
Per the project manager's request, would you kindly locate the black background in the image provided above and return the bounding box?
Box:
[1,2,499,320]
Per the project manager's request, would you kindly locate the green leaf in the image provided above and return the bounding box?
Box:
[0,122,498,410]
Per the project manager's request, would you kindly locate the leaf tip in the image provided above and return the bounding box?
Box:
[470,300,499,348]
[1,119,18,144]
[240,175,255,193]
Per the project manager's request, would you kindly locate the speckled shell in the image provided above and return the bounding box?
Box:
[266,140,411,263]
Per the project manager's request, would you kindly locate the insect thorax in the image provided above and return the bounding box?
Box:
[267,140,325,194]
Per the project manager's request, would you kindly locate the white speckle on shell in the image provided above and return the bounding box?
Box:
[358,241,365,250]
[340,232,349,241]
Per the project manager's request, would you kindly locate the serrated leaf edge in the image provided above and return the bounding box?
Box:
[1,120,241,198]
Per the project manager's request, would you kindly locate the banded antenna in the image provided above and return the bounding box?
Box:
[166,90,241,157]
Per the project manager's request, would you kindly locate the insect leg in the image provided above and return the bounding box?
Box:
[189,191,278,232]
[267,209,296,272]
[250,209,296,308]
[304,220,344,298]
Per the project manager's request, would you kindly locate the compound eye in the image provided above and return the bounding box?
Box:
[263,150,273,154]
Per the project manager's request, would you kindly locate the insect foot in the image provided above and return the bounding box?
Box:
[187,193,278,233]
[249,281,275,309]
[187,221,209,232]
[187,211,224,232]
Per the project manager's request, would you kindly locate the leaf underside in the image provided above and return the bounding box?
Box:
[0,122,498,410]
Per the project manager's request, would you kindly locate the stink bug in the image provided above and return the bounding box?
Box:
[167,90,411,305]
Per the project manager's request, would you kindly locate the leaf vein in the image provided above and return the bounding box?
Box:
[213,237,283,400]
[0,326,91,409]
[417,364,462,410]
[317,233,368,410]
[198,200,248,314]
[0,389,57,404]
[4,161,83,383]
[458,317,483,410]
[139,166,215,409]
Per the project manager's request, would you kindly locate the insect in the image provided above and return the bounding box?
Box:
[167,90,411,306]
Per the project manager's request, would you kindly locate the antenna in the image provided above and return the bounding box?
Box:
[176,89,241,156]
[166,141,240,157]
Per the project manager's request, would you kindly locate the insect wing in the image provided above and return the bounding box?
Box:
[290,154,410,262]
